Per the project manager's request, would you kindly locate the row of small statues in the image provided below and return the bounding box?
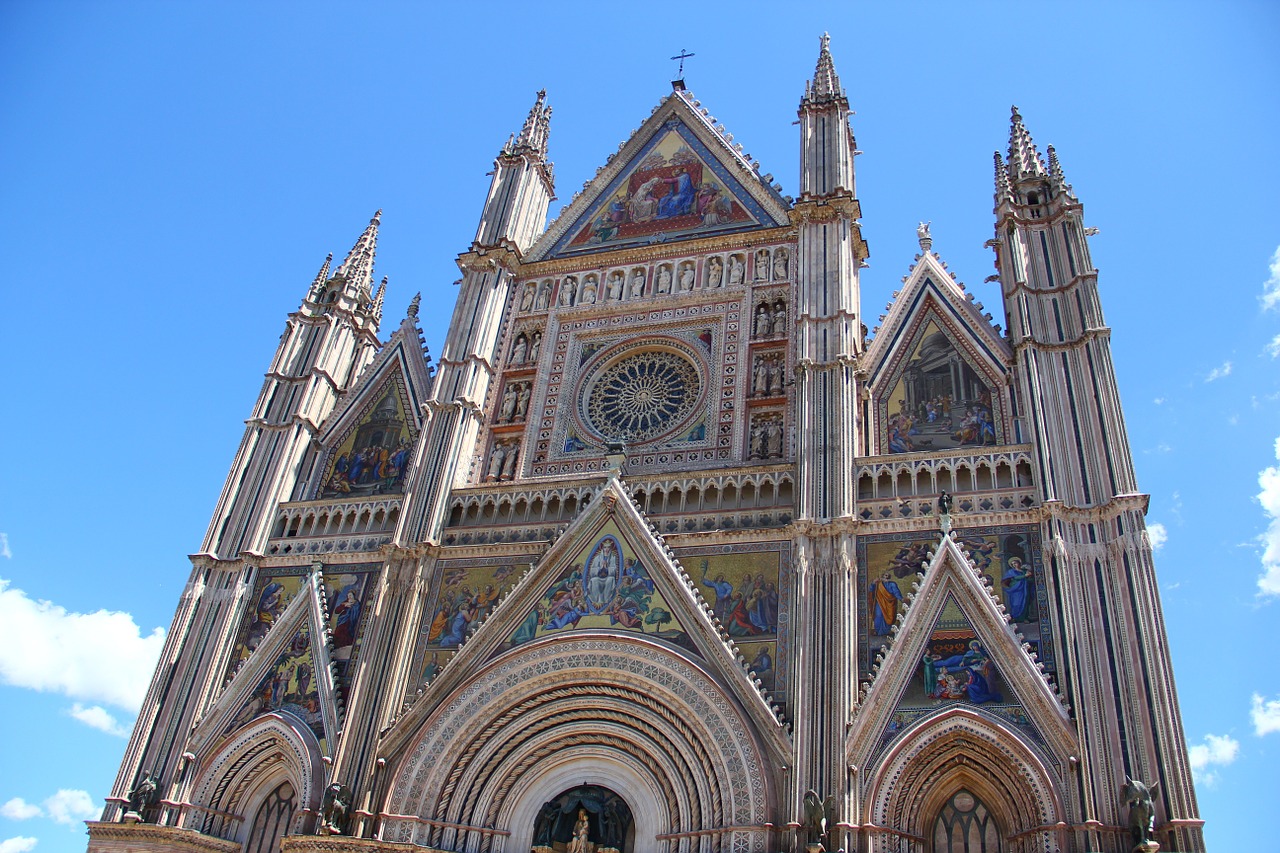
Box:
[510,331,543,365]
[519,248,789,313]
[752,299,788,339]
[748,417,785,459]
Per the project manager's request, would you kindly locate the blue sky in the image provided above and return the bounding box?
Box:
[1,2,1277,851]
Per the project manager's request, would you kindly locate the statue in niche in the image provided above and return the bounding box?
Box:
[559,277,577,307]
[749,422,767,458]
[754,249,770,280]
[319,783,353,835]
[511,334,528,364]
[565,809,593,853]
[678,263,695,291]
[501,443,520,479]
[519,283,536,312]
[486,444,507,481]
[766,418,783,457]
[515,384,531,419]
[773,247,789,280]
[581,275,598,304]
[754,304,771,338]
[600,801,626,850]
[728,254,745,284]
[706,256,724,288]
[753,358,769,396]
[499,385,518,422]
[1122,777,1159,851]
[535,281,551,310]
[534,802,559,847]
[530,331,542,361]
[629,268,646,297]
[771,300,787,335]
[768,357,785,394]
[656,265,673,293]
[607,271,624,301]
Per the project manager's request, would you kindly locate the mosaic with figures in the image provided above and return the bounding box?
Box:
[410,555,537,687]
[880,319,1002,454]
[859,527,1052,753]
[319,376,417,498]
[549,120,771,257]
[859,526,1051,675]
[675,542,791,708]
[223,563,379,744]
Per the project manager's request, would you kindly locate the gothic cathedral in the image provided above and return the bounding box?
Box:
[89,37,1204,853]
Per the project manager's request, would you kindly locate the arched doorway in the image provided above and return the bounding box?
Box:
[532,786,633,853]
[930,789,1001,853]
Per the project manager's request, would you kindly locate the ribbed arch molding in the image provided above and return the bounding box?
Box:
[384,635,774,853]
[866,708,1064,853]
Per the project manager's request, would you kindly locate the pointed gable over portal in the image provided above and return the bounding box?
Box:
[528,89,791,261]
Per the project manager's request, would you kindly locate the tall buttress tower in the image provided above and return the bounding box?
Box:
[995,108,1202,850]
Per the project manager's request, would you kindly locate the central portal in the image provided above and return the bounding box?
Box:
[531,785,634,853]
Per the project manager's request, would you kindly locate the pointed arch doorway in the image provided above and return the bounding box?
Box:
[928,788,1002,853]
[532,786,634,853]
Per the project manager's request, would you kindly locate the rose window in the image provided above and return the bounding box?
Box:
[584,350,702,443]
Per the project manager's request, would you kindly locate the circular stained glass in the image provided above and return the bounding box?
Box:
[584,350,702,443]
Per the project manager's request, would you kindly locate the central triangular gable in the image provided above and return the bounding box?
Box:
[530,92,790,262]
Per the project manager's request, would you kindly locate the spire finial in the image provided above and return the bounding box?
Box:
[1007,105,1047,179]
[335,210,381,293]
[406,292,421,319]
[804,31,844,105]
[994,151,1014,207]
[917,221,932,252]
[310,252,333,298]
[512,90,552,160]
[1046,144,1076,200]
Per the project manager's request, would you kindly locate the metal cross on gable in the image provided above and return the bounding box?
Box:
[670,49,695,78]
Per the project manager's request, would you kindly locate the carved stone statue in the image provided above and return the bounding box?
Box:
[600,800,625,850]
[124,772,159,821]
[754,304,771,338]
[565,808,593,853]
[678,264,695,291]
[706,256,723,288]
[499,386,517,422]
[773,247,789,280]
[1122,776,1159,851]
[801,789,837,850]
[519,283,536,312]
[917,220,933,251]
[937,490,954,532]
[629,269,646,297]
[607,271,624,301]
[754,249,770,280]
[656,265,673,293]
[728,254,744,284]
[530,332,542,361]
[534,801,559,847]
[319,782,352,835]
[511,334,528,364]
[535,281,551,310]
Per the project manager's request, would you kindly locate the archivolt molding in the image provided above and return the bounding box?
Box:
[864,707,1066,853]
[381,635,776,853]
[186,711,324,840]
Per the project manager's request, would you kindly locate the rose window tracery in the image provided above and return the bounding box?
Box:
[583,350,702,443]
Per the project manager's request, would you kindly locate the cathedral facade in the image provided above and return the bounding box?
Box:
[89,37,1204,853]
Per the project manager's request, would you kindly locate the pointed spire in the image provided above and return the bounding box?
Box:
[336,210,381,292]
[371,275,387,324]
[993,151,1014,207]
[803,32,845,105]
[1046,144,1076,200]
[1007,106,1047,179]
[406,292,421,320]
[512,89,552,160]
[309,252,333,299]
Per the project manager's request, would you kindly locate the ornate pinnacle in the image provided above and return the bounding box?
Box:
[310,252,333,299]
[406,292,421,319]
[993,151,1014,207]
[1007,106,1047,179]
[803,32,845,105]
[371,276,387,323]
[1046,144,1076,200]
[512,89,552,160]
[336,210,381,293]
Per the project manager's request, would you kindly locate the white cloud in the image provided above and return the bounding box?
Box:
[1205,360,1233,382]
[1252,693,1280,736]
[68,703,129,738]
[1262,245,1280,311]
[0,579,165,712]
[41,791,96,827]
[1147,523,1167,552]
[0,838,38,853]
[0,800,41,821]
[1266,334,1280,359]
[1153,397,1165,405]
[0,534,10,559]
[1259,437,1280,597]
[1187,733,1239,785]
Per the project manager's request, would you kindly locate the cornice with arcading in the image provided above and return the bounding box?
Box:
[1009,326,1112,354]
[994,197,1085,231]
[1037,494,1151,524]
[788,191,862,222]
[1000,267,1099,301]
[87,822,241,853]
[851,509,1043,538]
[513,226,797,277]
